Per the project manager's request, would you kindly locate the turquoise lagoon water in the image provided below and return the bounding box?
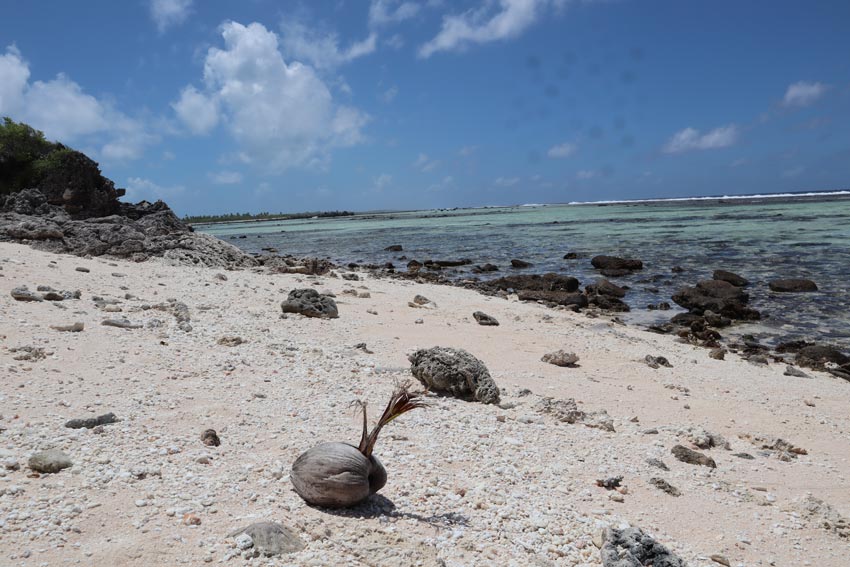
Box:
[196,194,850,350]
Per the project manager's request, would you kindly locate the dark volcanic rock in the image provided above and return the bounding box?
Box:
[591,255,643,271]
[796,345,849,371]
[510,259,532,268]
[471,263,499,273]
[600,527,686,567]
[473,311,499,326]
[408,347,499,404]
[384,244,403,252]
[586,278,626,298]
[483,273,580,293]
[769,278,818,293]
[713,269,749,287]
[517,290,589,308]
[65,412,118,429]
[280,289,339,319]
[672,279,760,320]
[671,444,716,468]
[423,258,472,268]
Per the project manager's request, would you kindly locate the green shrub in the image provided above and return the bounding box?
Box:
[0,117,62,195]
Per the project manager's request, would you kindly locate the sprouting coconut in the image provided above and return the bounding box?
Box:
[290,383,427,508]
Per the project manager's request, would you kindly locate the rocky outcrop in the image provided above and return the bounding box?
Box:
[586,278,630,312]
[713,269,749,287]
[482,273,580,293]
[769,278,818,293]
[591,255,643,276]
[408,347,500,404]
[672,279,760,320]
[280,289,339,319]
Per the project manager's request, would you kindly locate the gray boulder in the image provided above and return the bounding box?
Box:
[408,347,500,404]
[28,449,73,473]
[769,278,818,292]
[473,311,499,326]
[600,527,686,567]
[281,289,339,319]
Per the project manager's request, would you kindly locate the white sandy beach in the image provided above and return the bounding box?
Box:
[1,240,849,566]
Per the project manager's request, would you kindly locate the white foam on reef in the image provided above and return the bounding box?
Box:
[566,190,850,205]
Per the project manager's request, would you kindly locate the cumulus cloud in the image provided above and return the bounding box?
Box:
[174,22,368,172]
[413,152,439,172]
[209,170,243,185]
[419,0,562,58]
[172,85,219,135]
[0,45,154,160]
[150,0,193,32]
[280,19,376,70]
[125,177,184,202]
[369,0,421,27]
[782,81,827,107]
[663,125,738,154]
[547,142,576,158]
[380,85,399,103]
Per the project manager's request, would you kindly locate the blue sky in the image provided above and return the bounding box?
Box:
[2,0,849,215]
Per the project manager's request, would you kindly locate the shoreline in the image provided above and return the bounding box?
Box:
[2,240,849,565]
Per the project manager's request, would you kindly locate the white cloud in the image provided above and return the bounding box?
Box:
[494,176,519,187]
[385,34,405,49]
[576,170,596,179]
[175,22,368,172]
[150,0,193,33]
[172,85,219,135]
[0,45,154,160]
[547,142,576,158]
[413,152,439,172]
[782,81,827,107]
[419,0,562,58]
[125,177,184,202]
[210,170,243,185]
[280,19,376,70]
[380,85,399,103]
[370,0,421,27]
[373,173,393,191]
[663,125,738,154]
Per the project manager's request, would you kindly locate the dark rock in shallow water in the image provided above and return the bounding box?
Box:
[517,290,589,308]
[563,252,582,259]
[671,444,716,468]
[483,273,579,293]
[599,268,632,278]
[586,278,626,298]
[600,527,686,567]
[769,278,818,292]
[510,259,532,268]
[473,311,499,326]
[408,347,499,404]
[591,255,643,271]
[471,263,499,273]
[713,269,749,287]
[65,412,118,429]
[796,345,849,371]
[280,289,339,319]
[384,244,403,252]
[423,258,472,268]
[589,294,630,312]
[672,279,760,320]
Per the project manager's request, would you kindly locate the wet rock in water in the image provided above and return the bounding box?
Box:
[473,311,499,326]
[647,302,671,311]
[510,259,532,268]
[596,476,623,490]
[28,449,73,473]
[384,244,403,252]
[769,278,818,293]
[600,526,685,567]
[542,350,580,367]
[101,318,143,329]
[784,365,811,378]
[586,278,627,298]
[280,289,339,319]
[482,273,580,293]
[423,258,472,268]
[201,429,221,447]
[709,348,727,360]
[534,397,615,432]
[563,252,582,259]
[644,355,672,369]
[591,255,643,272]
[217,336,245,347]
[797,495,850,539]
[471,263,499,273]
[671,444,716,468]
[672,279,760,320]
[408,347,500,404]
[795,345,849,371]
[646,458,669,471]
[649,477,681,496]
[11,286,42,301]
[65,412,118,429]
[517,290,589,308]
[227,522,304,556]
[50,322,84,332]
[713,269,749,287]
